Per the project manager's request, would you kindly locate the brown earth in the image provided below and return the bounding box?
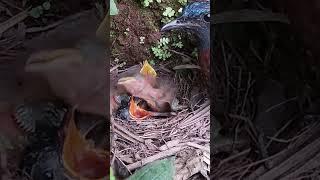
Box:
[111,0,162,65]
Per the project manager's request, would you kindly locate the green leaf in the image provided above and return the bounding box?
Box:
[128,157,175,180]
[143,0,153,7]
[178,0,187,5]
[160,37,170,45]
[29,6,43,18]
[110,0,119,15]
[149,60,155,66]
[110,168,116,180]
[42,1,51,10]
[173,42,183,48]
[163,7,175,17]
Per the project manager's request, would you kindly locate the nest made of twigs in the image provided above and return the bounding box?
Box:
[110,64,210,179]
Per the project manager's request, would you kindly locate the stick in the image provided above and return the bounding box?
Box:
[25,10,91,33]
[127,146,185,171]
[113,128,138,144]
[113,121,144,143]
[212,9,290,24]
[0,9,28,35]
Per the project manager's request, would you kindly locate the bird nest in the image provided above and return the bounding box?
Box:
[110,64,210,179]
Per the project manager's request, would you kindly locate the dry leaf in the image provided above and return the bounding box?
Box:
[62,108,108,180]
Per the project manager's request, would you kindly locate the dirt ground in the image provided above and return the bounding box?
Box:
[111,0,161,65]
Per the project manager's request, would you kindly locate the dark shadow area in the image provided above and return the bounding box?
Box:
[0,0,109,179]
[211,0,320,179]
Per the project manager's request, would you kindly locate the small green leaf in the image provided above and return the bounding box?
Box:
[110,168,116,180]
[42,1,51,10]
[149,60,155,66]
[29,6,43,18]
[173,42,183,48]
[110,0,119,15]
[128,157,175,180]
[178,0,187,5]
[191,48,198,59]
[143,0,153,7]
[163,7,175,18]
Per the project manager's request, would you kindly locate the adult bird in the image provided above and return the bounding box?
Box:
[161,0,210,78]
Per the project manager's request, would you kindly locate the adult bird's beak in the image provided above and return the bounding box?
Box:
[161,18,201,32]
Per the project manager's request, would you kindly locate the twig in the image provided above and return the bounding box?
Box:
[113,121,144,143]
[178,105,210,128]
[265,114,298,148]
[250,42,264,63]
[235,67,242,112]
[229,114,250,122]
[116,155,132,175]
[212,9,290,24]
[185,142,210,153]
[266,136,302,144]
[241,73,254,116]
[190,138,210,143]
[258,135,320,180]
[113,128,138,144]
[247,122,320,180]
[182,102,209,120]
[232,149,286,172]
[238,165,252,180]
[26,20,64,33]
[265,96,297,112]
[1,0,23,10]
[25,10,91,33]
[219,148,251,168]
[110,65,120,73]
[127,146,186,171]
[221,41,230,116]
[0,9,28,35]
[169,49,195,61]
[173,64,201,70]
[111,150,116,166]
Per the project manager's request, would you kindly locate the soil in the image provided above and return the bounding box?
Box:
[111,0,162,65]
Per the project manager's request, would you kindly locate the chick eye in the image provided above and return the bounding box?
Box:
[203,13,210,23]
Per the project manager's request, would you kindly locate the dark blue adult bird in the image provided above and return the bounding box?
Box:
[161,0,210,78]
